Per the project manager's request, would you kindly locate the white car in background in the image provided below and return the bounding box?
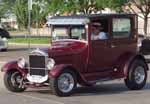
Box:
[0,37,8,51]
[0,25,10,51]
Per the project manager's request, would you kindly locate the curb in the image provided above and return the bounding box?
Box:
[8,43,50,46]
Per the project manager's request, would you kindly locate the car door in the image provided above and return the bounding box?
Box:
[108,16,137,67]
[88,39,113,73]
[87,18,114,74]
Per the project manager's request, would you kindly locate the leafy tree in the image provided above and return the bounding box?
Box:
[47,0,127,15]
[0,1,8,23]
[2,0,50,29]
[2,0,16,9]
[13,0,28,29]
[105,0,127,12]
[126,0,150,36]
[32,0,50,27]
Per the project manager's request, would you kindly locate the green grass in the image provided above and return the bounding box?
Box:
[9,38,51,44]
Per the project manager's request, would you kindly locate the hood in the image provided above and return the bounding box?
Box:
[48,39,88,57]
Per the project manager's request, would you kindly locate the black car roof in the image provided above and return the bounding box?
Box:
[51,13,136,20]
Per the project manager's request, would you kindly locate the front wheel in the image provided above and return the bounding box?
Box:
[49,70,77,97]
[124,59,147,90]
[4,70,26,92]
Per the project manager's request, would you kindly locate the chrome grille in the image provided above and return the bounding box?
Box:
[30,68,46,76]
[29,55,47,76]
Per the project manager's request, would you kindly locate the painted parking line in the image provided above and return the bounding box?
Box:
[0,62,6,65]
[12,93,64,104]
[0,62,6,64]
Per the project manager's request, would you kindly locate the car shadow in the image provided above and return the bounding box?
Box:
[73,82,150,97]
[24,82,150,97]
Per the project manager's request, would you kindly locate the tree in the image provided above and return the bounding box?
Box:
[126,0,150,36]
[105,0,127,13]
[13,0,50,29]
[0,1,8,23]
[1,0,16,10]
[13,0,28,29]
[47,0,127,15]
[32,0,50,27]
[0,7,5,23]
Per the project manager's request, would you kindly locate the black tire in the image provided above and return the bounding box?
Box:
[124,59,147,90]
[49,70,77,97]
[4,70,26,92]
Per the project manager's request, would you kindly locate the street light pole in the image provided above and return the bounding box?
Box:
[28,0,32,51]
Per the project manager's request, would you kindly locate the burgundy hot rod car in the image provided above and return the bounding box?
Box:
[1,14,149,97]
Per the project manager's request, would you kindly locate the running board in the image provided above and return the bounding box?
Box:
[89,77,121,84]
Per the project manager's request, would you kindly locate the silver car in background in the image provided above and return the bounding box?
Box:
[0,24,10,51]
[0,37,8,51]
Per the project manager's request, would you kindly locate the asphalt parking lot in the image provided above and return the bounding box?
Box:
[1,44,150,104]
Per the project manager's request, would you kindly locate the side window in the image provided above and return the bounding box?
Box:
[71,26,86,40]
[91,19,109,40]
[113,18,131,39]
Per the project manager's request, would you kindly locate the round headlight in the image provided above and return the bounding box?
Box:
[17,58,26,69]
[46,58,55,70]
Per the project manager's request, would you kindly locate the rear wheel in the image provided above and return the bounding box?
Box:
[124,59,147,90]
[4,70,26,92]
[50,70,77,97]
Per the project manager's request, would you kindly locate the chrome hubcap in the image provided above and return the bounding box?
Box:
[58,73,74,93]
[11,72,24,88]
[134,66,145,84]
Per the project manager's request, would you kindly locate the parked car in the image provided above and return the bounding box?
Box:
[1,14,149,97]
[0,27,10,51]
[0,37,8,51]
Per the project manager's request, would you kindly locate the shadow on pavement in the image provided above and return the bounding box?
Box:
[74,82,150,96]
[22,82,150,97]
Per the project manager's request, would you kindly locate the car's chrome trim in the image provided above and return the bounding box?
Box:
[27,74,48,83]
[30,48,48,56]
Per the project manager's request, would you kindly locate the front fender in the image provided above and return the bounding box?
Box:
[49,64,74,78]
[48,64,88,84]
[1,61,27,74]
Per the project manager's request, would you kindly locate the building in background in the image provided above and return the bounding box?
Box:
[1,12,18,29]
[124,5,150,36]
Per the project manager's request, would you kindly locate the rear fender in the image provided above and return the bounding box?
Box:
[124,54,148,77]
[1,61,27,74]
[117,53,148,78]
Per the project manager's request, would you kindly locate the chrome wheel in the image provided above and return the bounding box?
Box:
[50,70,77,96]
[134,66,145,84]
[125,59,147,90]
[4,71,26,92]
[10,72,24,89]
[57,73,75,93]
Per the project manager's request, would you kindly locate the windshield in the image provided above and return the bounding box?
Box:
[51,26,87,41]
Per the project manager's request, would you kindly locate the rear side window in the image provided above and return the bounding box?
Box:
[112,18,131,39]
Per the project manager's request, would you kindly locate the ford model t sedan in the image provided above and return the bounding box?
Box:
[1,14,149,97]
